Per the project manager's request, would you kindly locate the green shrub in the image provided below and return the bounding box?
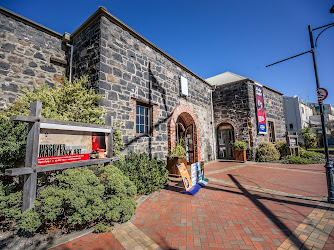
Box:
[169,138,187,158]
[0,76,125,232]
[0,181,22,222]
[275,141,288,158]
[301,127,317,149]
[234,141,247,150]
[299,148,326,164]
[94,223,110,233]
[35,165,136,231]
[0,115,27,175]
[18,209,41,233]
[281,155,316,164]
[114,152,168,195]
[257,142,280,162]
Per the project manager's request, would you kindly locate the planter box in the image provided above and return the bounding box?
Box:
[234,149,247,162]
[166,157,187,176]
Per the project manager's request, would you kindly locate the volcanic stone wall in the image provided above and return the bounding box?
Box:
[213,81,251,157]
[0,10,66,110]
[213,81,286,160]
[75,15,215,161]
[72,18,101,91]
[247,82,286,154]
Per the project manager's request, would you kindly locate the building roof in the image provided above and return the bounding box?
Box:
[206,71,283,95]
[206,71,248,86]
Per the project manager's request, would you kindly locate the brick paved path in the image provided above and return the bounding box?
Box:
[52,161,334,249]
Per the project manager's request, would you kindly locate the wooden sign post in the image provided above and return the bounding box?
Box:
[286,131,299,156]
[5,102,118,211]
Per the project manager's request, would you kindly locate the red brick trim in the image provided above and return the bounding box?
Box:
[168,105,201,162]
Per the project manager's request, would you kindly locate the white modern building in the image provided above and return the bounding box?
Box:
[283,96,313,136]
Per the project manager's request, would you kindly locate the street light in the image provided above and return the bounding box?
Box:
[266,23,334,203]
[330,5,334,13]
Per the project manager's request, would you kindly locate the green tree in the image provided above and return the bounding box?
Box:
[301,127,317,149]
[0,76,124,175]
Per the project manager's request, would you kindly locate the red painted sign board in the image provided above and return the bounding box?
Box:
[38,154,90,166]
[254,83,267,134]
[317,88,328,102]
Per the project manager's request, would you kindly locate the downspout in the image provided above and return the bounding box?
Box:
[66,43,73,82]
[211,86,217,160]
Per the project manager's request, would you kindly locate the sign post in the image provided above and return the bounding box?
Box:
[317,88,328,102]
[266,22,334,203]
[5,102,117,211]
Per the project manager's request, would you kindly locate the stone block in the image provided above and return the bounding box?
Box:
[28,61,37,68]
[33,52,45,60]
[23,68,35,76]
[2,83,18,92]
[40,65,56,73]
[113,67,122,77]
[108,91,118,101]
[127,61,135,74]
[0,61,10,70]
[1,43,15,52]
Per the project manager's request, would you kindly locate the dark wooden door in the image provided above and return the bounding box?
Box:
[217,125,234,159]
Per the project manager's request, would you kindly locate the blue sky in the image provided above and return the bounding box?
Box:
[2,0,334,104]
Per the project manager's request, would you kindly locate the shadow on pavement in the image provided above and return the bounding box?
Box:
[228,174,306,249]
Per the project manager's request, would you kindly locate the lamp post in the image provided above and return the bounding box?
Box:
[266,22,334,203]
[308,24,334,203]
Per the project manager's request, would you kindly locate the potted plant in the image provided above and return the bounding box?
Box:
[167,138,187,176]
[234,141,247,162]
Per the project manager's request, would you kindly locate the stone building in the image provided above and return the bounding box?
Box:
[0,7,286,162]
[0,7,215,163]
[206,72,286,160]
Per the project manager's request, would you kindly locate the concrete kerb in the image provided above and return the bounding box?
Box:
[38,228,94,250]
[39,194,152,249]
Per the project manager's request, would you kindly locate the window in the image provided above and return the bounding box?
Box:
[136,103,150,134]
[289,123,293,130]
[268,121,276,142]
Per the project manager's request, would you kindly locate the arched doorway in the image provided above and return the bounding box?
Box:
[217,123,235,159]
[168,105,201,164]
[176,115,195,165]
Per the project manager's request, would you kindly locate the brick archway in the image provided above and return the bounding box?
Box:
[168,105,201,162]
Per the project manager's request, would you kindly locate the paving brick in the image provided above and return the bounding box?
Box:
[52,162,334,250]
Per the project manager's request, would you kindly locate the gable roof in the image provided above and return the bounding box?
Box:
[206,71,283,95]
[206,71,248,86]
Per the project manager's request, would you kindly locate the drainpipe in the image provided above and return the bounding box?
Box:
[211,86,217,160]
[66,43,73,82]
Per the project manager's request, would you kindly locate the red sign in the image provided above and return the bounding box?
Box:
[317,88,328,102]
[38,154,90,166]
[254,83,267,134]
